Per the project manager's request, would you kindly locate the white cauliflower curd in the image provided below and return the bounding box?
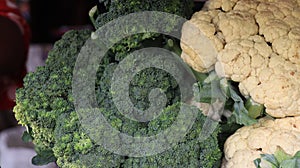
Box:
[181,0,300,118]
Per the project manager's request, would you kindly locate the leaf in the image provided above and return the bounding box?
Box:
[293,151,300,158]
[245,98,264,119]
[255,150,300,168]
[254,158,262,168]
[32,150,56,165]
[274,147,292,164]
[203,71,219,84]
[193,72,259,126]
[260,154,279,167]
[21,131,33,143]
[193,81,221,104]
[280,158,299,168]
[200,79,226,103]
[279,151,300,168]
[231,102,256,125]
[229,87,257,126]
[192,70,208,83]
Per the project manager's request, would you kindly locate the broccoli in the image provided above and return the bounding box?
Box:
[14,1,222,167]
[14,30,92,165]
[14,30,221,167]
[94,0,194,29]
[15,30,222,167]
[90,0,194,62]
[53,102,221,168]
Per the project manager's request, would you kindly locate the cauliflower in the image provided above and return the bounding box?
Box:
[222,116,300,168]
[181,0,300,118]
[180,10,224,72]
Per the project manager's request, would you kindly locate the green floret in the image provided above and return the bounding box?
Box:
[91,0,194,62]
[14,30,92,165]
[122,104,222,168]
[53,103,221,168]
[94,0,194,29]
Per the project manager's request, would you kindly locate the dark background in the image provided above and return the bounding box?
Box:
[26,0,205,43]
[16,0,205,44]
[29,0,95,43]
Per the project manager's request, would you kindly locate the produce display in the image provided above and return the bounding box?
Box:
[223,116,300,168]
[181,0,300,167]
[13,0,300,168]
[181,0,300,118]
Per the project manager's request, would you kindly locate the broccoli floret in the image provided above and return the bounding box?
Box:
[53,103,221,168]
[94,0,194,29]
[92,0,194,62]
[129,67,180,110]
[14,30,92,164]
[121,104,222,168]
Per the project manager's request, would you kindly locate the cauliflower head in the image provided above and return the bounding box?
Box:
[181,0,300,117]
[222,116,300,168]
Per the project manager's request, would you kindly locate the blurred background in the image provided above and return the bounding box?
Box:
[22,0,96,72]
[1,1,99,167]
[25,0,205,71]
[28,0,95,43]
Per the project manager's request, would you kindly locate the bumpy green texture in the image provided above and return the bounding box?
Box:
[92,0,194,62]
[54,102,222,168]
[14,1,223,167]
[14,29,222,167]
[95,0,194,29]
[14,30,92,165]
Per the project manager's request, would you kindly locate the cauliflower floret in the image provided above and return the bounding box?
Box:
[272,36,300,64]
[223,116,300,168]
[180,8,258,73]
[216,11,258,42]
[233,0,259,15]
[181,0,300,117]
[215,36,300,117]
[204,0,238,12]
[215,35,270,81]
[180,10,224,72]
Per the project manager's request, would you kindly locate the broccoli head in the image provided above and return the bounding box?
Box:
[14,1,222,167]
[14,28,222,167]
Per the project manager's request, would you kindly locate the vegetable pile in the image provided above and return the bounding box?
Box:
[180,0,300,167]
[181,0,300,118]
[13,0,300,168]
[15,0,221,167]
